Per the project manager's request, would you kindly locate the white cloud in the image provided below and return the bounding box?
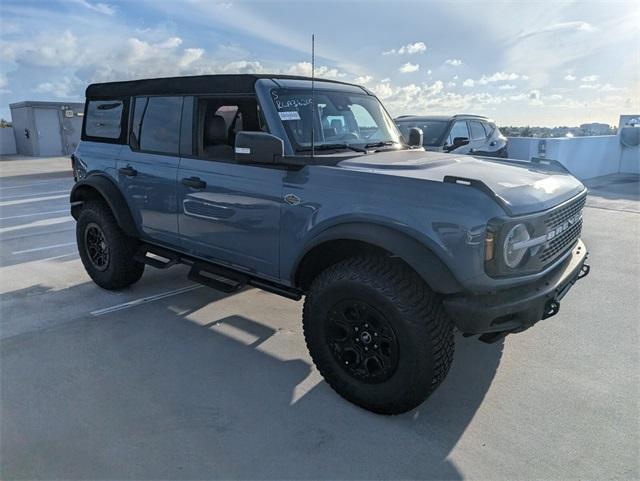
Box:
[399,62,420,73]
[478,72,521,85]
[581,75,599,82]
[578,83,619,91]
[498,84,517,90]
[383,42,427,55]
[70,0,115,15]
[353,75,373,84]
[516,21,594,41]
[445,59,463,66]
[463,78,475,87]
[33,77,79,98]
[564,74,576,81]
[285,62,346,78]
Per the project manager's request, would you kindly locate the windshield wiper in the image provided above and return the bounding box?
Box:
[297,143,367,154]
[364,141,400,149]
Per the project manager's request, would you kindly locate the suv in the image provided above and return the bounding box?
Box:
[395,114,508,157]
[71,74,589,414]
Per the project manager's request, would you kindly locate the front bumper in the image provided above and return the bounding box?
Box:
[444,239,590,338]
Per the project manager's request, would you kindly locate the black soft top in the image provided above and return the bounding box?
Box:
[85,74,358,99]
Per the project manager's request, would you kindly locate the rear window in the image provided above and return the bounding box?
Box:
[469,120,487,140]
[85,100,123,139]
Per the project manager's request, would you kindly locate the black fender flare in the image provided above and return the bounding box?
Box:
[292,222,462,294]
[70,174,140,237]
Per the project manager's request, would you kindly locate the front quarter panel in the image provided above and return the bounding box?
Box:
[280,164,504,291]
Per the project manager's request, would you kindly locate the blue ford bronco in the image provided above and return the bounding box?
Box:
[71,74,590,414]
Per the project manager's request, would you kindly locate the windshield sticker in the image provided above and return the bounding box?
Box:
[272,91,313,111]
[279,111,301,121]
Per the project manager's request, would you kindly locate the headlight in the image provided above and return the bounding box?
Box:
[503,223,530,268]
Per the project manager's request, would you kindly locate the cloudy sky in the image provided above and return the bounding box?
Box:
[1,0,638,126]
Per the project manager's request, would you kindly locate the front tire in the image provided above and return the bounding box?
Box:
[303,256,454,414]
[76,200,144,290]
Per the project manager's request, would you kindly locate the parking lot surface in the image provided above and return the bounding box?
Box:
[1,156,638,480]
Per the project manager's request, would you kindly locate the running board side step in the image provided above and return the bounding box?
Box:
[134,245,181,269]
[188,262,248,294]
[137,243,303,301]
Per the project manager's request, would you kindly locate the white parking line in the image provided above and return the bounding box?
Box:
[0,216,73,234]
[0,179,71,190]
[38,252,77,262]
[0,209,69,221]
[90,285,204,316]
[0,194,68,207]
[12,242,76,255]
[0,190,69,200]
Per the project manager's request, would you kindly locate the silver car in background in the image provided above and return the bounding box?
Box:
[395,114,508,157]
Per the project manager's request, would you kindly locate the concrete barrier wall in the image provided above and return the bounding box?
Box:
[507,134,639,180]
[0,127,17,155]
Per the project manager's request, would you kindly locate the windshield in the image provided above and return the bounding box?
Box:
[271,89,403,153]
[396,120,449,147]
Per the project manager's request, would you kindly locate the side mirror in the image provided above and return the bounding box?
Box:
[235,131,284,165]
[450,136,469,150]
[408,127,423,147]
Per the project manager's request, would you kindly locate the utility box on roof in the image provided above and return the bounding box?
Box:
[9,101,85,157]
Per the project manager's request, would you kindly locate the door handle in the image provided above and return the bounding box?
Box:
[118,166,137,177]
[182,176,207,189]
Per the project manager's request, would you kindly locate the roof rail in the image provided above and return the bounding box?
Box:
[452,113,488,119]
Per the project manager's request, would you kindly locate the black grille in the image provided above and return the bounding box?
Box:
[539,196,585,264]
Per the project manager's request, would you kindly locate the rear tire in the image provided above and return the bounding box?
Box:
[303,256,454,414]
[76,200,144,290]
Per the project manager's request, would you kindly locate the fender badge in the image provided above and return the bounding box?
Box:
[284,193,301,205]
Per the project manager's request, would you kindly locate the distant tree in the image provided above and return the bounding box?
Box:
[520,126,532,137]
[0,118,12,128]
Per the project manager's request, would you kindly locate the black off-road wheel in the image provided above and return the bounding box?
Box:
[303,256,454,414]
[76,200,145,290]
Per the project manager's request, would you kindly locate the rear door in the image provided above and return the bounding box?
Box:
[117,96,183,246]
[177,96,283,280]
[467,120,489,155]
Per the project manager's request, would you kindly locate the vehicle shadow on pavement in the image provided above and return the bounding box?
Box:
[0,283,504,480]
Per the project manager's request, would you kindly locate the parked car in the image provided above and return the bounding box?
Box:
[70,74,589,414]
[395,114,508,157]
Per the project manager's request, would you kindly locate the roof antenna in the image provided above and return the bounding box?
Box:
[311,33,315,160]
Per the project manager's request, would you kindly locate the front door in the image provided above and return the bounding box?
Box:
[117,96,183,246]
[177,97,282,280]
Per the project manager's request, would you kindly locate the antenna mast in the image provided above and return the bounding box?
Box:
[311,33,315,160]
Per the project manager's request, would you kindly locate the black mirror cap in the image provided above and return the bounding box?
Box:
[408,127,424,147]
[235,131,285,165]
[453,136,470,148]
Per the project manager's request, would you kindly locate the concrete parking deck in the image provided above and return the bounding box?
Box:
[1,156,638,480]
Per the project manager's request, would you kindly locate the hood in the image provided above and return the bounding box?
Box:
[338,150,585,216]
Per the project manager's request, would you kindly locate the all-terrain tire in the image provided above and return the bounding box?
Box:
[76,200,145,290]
[303,255,454,414]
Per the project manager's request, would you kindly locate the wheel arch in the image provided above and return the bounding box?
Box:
[70,174,140,237]
[292,222,462,294]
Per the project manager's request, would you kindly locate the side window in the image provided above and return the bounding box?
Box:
[469,120,487,141]
[136,96,183,154]
[484,122,496,137]
[85,100,123,139]
[447,120,469,145]
[196,97,260,159]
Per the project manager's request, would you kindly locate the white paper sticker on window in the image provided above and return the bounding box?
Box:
[279,111,301,121]
[235,147,251,154]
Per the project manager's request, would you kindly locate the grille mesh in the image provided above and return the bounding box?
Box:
[539,196,585,264]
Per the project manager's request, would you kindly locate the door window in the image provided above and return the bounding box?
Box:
[134,96,183,154]
[469,120,487,141]
[195,97,261,159]
[447,121,469,145]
